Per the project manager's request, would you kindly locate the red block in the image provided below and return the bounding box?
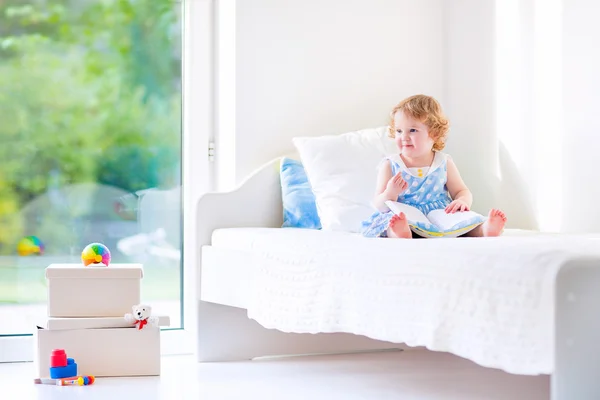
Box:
[50,349,67,367]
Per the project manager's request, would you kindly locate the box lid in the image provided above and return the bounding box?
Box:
[45,263,144,279]
[37,316,171,330]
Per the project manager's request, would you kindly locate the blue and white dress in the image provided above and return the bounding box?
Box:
[361,151,453,238]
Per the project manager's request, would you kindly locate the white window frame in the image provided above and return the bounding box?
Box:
[0,0,213,362]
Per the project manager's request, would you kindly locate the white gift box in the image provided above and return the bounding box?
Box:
[33,316,170,377]
[45,263,143,317]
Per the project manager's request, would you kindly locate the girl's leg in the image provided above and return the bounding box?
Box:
[386,212,413,239]
[463,209,507,237]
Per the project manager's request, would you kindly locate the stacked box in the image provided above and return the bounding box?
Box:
[33,263,170,377]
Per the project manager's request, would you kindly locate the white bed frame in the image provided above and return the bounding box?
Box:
[197,157,600,400]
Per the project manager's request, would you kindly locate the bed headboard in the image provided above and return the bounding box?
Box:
[196,156,284,248]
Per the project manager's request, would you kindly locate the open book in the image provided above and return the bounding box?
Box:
[385,200,486,238]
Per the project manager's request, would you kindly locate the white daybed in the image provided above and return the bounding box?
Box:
[197,157,600,400]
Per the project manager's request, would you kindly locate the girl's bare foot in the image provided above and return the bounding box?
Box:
[387,212,412,239]
[481,209,507,237]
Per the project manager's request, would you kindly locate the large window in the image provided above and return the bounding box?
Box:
[0,0,183,340]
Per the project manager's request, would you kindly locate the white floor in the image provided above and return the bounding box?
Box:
[1,349,549,400]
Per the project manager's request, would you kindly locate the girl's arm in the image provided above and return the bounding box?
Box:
[372,160,405,212]
[446,156,473,208]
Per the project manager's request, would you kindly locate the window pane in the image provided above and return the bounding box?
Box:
[0,0,182,335]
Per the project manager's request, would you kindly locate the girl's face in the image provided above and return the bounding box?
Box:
[393,111,434,158]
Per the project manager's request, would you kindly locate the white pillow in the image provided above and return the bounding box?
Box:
[293,126,398,232]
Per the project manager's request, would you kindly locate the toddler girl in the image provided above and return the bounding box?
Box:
[361,94,506,239]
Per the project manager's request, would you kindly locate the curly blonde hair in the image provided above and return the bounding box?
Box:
[388,94,449,151]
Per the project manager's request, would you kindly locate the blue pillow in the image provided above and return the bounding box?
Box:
[280,157,321,229]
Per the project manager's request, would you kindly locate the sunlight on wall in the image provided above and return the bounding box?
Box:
[216,0,237,191]
[533,0,563,232]
[495,0,563,232]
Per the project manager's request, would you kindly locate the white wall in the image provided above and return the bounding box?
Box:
[218,0,444,187]
[217,0,600,233]
[444,0,600,233]
[561,0,600,233]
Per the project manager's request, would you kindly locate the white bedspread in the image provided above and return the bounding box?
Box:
[220,228,600,375]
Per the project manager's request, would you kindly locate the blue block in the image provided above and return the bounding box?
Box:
[50,358,77,379]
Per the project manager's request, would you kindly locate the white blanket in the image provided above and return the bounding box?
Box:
[244,232,600,375]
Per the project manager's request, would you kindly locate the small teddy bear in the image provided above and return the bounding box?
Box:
[124,304,159,330]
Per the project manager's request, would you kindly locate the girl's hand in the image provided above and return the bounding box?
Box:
[385,172,408,198]
[445,199,470,213]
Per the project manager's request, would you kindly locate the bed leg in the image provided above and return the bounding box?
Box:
[196,299,401,362]
[196,299,272,362]
[552,257,600,400]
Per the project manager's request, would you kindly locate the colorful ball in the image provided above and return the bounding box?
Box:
[81,243,111,266]
[17,236,44,256]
